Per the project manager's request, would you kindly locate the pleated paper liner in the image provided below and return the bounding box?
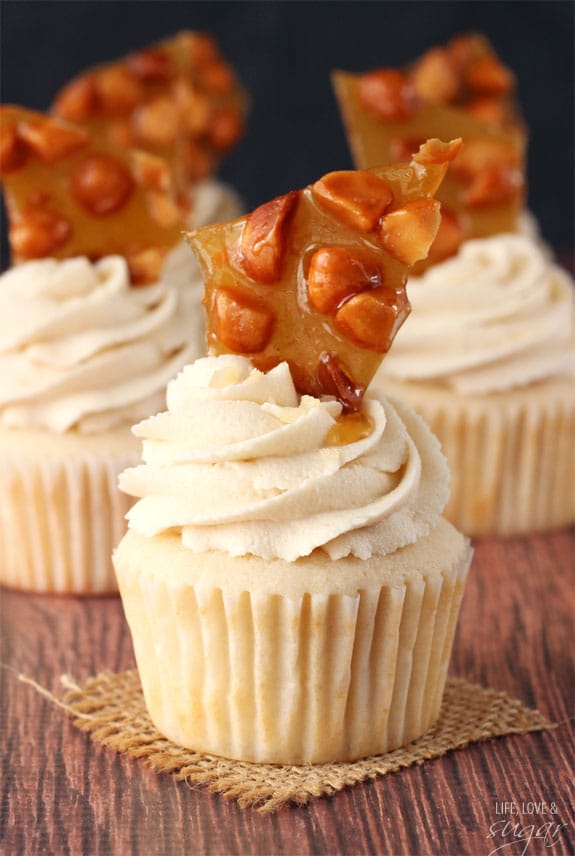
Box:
[23,669,553,813]
[0,425,139,594]
[114,522,471,762]
[382,377,575,537]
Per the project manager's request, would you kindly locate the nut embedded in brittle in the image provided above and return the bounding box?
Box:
[235,192,299,284]
[52,75,98,122]
[0,125,27,172]
[317,353,364,414]
[307,247,383,315]
[17,118,89,163]
[214,287,275,353]
[464,166,522,208]
[334,287,410,352]
[410,48,459,104]
[133,97,181,147]
[10,207,72,258]
[312,171,393,232]
[71,154,135,216]
[97,66,145,115]
[464,52,515,95]
[379,198,442,266]
[358,69,418,121]
[188,140,454,410]
[128,47,175,83]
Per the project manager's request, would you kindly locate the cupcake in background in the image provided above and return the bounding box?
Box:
[377,234,575,536]
[333,35,575,536]
[114,142,473,763]
[0,106,202,594]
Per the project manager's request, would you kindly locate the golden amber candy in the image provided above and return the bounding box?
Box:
[0,105,183,284]
[332,34,526,271]
[51,31,247,202]
[187,138,460,410]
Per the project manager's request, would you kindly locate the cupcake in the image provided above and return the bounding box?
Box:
[114,146,472,763]
[376,234,575,536]
[0,254,202,594]
[332,37,574,536]
[0,106,200,593]
[115,356,471,762]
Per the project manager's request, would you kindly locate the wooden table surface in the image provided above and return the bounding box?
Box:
[1,528,574,856]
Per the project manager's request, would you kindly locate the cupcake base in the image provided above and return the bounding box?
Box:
[114,518,471,764]
[0,426,140,594]
[383,376,575,537]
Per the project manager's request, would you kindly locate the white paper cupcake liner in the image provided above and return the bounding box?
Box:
[115,520,471,764]
[383,376,575,536]
[0,427,140,594]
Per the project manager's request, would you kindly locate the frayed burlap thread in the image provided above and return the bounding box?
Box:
[43,670,552,812]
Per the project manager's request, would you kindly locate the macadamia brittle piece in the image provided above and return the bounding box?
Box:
[0,105,183,284]
[332,33,526,271]
[187,139,459,410]
[52,31,247,201]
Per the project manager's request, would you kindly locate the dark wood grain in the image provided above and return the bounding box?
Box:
[1,529,574,856]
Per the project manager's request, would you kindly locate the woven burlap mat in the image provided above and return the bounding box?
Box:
[30,670,553,813]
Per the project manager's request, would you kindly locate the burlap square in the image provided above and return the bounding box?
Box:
[28,670,553,813]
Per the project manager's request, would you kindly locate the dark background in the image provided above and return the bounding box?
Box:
[1,0,573,258]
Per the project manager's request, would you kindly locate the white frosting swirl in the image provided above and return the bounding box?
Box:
[120,355,449,562]
[0,256,199,433]
[0,181,243,435]
[379,234,574,394]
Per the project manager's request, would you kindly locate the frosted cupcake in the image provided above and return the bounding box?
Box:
[115,356,472,763]
[376,234,575,536]
[333,37,573,536]
[0,106,200,593]
[114,144,472,763]
[0,255,201,593]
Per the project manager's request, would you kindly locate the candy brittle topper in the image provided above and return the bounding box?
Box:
[52,31,247,202]
[188,138,461,411]
[332,34,526,271]
[0,105,183,284]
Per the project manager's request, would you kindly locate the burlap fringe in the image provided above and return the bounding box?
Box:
[22,669,553,813]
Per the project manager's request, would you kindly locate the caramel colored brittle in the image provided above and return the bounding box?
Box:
[187,138,460,410]
[0,105,183,284]
[332,34,526,271]
[51,31,247,202]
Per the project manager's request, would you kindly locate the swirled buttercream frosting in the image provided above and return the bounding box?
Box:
[379,234,574,394]
[120,355,449,562]
[0,255,199,433]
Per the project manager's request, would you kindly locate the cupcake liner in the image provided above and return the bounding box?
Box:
[115,521,471,764]
[0,427,140,594]
[383,376,575,537]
